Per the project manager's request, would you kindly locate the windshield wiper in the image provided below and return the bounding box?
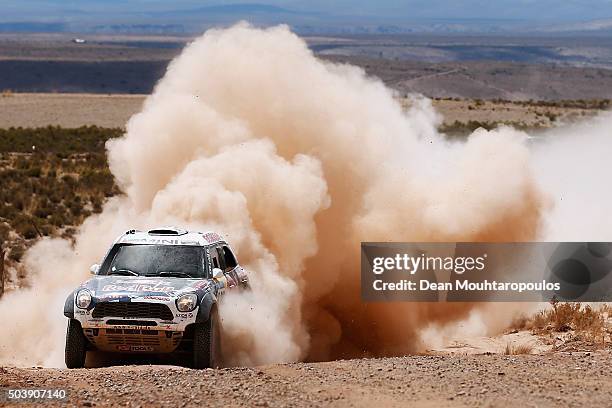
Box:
[109,268,139,276]
[158,271,194,278]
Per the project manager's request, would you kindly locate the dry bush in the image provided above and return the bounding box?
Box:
[8,243,25,262]
[1,89,13,98]
[504,342,534,355]
[523,303,606,344]
[529,311,548,332]
[508,314,529,331]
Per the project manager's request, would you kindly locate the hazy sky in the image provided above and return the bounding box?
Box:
[4,0,612,22]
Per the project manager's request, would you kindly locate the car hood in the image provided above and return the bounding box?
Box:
[80,275,212,299]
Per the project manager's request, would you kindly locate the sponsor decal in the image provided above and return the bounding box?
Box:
[98,294,135,302]
[175,313,194,319]
[141,296,171,302]
[123,237,200,245]
[116,345,154,352]
[102,281,175,293]
[191,281,210,290]
[107,325,161,330]
[203,232,221,243]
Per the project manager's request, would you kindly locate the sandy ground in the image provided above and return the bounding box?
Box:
[430,330,553,355]
[421,98,598,129]
[0,93,600,129]
[1,351,610,407]
[0,93,144,128]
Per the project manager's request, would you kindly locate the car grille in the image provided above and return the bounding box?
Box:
[92,302,174,321]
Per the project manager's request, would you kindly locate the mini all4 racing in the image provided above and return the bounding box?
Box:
[63,227,249,369]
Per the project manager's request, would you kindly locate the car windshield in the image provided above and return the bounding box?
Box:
[102,244,207,278]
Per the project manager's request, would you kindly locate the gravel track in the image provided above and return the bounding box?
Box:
[1,350,610,407]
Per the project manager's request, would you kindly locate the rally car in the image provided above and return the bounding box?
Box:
[63,227,248,369]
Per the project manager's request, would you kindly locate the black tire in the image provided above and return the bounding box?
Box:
[193,307,221,369]
[65,319,86,369]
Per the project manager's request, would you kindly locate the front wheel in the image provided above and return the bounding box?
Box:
[65,319,86,368]
[192,308,221,369]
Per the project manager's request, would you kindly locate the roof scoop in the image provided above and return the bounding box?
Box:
[147,227,188,236]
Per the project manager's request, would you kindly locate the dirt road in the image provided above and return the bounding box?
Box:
[1,351,610,407]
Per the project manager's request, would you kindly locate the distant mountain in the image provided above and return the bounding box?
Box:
[180,3,298,15]
[538,18,612,33]
[2,3,612,36]
[157,2,324,25]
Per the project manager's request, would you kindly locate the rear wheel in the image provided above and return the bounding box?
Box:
[193,307,221,369]
[65,319,86,369]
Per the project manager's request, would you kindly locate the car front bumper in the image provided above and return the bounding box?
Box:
[74,299,199,354]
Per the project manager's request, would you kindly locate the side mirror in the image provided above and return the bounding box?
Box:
[212,268,224,280]
[90,264,100,275]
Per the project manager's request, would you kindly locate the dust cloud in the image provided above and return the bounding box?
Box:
[0,23,608,367]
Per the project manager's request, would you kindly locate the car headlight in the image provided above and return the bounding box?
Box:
[176,294,198,312]
[75,290,92,309]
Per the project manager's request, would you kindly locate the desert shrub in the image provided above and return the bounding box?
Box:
[571,304,604,332]
[9,244,25,262]
[69,198,83,217]
[39,224,53,236]
[92,196,103,213]
[0,223,9,242]
[439,120,497,136]
[61,174,77,188]
[530,311,548,331]
[0,126,122,154]
[33,204,52,219]
[524,302,605,342]
[15,156,29,170]
[508,314,529,331]
[81,169,114,193]
[545,112,558,122]
[11,215,39,240]
[504,343,534,355]
[61,227,77,240]
[0,204,17,220]
[48,188,62,204]
[49,211,67,227]
[10,193,27,211]
[26,166,42,178]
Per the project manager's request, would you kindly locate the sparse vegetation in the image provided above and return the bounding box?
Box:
[509,302,609,351]
[438,119,531,136]
[407,97,608,137]
[0,126,123,276]
[432,97,612,110]
[0,126,122,154]
[504,342,534,355]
